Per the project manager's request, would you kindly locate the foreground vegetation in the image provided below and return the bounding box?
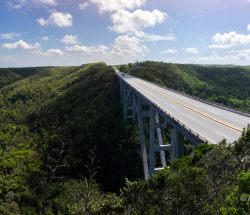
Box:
[0,62,249,214]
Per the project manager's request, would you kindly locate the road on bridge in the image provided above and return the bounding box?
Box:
[116,70,250,144]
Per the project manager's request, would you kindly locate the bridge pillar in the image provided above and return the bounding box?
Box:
[123,85,134,122]
[149,106,156,176]
[123,84,127,121]
[171,129,184,161]
[155,112,167,167]
[135,97,149,179]
[132,97,136,123]
[149,106,169,176]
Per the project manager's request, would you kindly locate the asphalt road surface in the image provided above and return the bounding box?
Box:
[116,70,250,144]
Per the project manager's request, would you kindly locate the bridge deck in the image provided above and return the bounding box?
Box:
[117,71,250,144]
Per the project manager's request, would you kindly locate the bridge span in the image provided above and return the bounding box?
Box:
[116,69,250,179]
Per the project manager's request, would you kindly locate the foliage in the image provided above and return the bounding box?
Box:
[121,129,250,214]
[0,63,141,213]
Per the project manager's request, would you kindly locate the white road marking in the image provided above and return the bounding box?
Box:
[216,131,231,139]
[191,103,199,107]
[188,116,196,121]
[208,109,219,114]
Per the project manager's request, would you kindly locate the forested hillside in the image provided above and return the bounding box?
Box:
[0,62,249,214]
[0,63,141,214]
[119,61,250,112]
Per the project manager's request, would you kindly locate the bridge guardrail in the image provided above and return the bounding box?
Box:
[132,75,250,118]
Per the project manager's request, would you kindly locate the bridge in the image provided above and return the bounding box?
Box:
[116,69,250,179]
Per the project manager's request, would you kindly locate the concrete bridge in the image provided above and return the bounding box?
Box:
[116,69,250,179]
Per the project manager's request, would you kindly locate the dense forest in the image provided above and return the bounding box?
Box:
[0,62,249,214]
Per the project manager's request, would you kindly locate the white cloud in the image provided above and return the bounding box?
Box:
[109,9,167,34]
[7,0,27,9]
[134,31,175,42]
[247,24,250,31]
[41,36,49,41]
[66,35,149,57]
[37,18,48,26]
[2,40,40,50]
[34,0,57,6]
[161,49,178,54]
[79,2,89,10]
[7,0,57,9]
[66,44,109,55]
[189,49,250,64]
[0,32,21,40]
[226,49,250,60]
[37,12,73,27]
[110,35,148,56]
[210,31,250,49]
[32,48,64,56]
[61,35,79,44]
[185,47,199,54]
[88,0,146,12]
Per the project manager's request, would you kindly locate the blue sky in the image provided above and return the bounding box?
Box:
[0,0,250,67]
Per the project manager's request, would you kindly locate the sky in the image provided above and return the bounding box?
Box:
[0,0,250,67]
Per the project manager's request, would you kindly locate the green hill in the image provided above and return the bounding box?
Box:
[0,63,141,213]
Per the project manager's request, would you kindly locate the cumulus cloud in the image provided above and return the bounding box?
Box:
[185,48,199,54]
[0,32,21,40]
[66,44,109,55]
[110,35,148,56]
[37,12,73,27]
[88,0,146,12]
[65,35,149,57]
[161,49,178,54]
[2,40,40,50]
[61,35,79,44]
[134,31,175,42]
[109,9,167,34]
[210,31,250,49]
[32,48,64,56]
[79,2,89,10]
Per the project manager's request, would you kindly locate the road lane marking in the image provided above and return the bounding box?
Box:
[188,116,196,121]
[216,131,231,139]
[132,79,243,133]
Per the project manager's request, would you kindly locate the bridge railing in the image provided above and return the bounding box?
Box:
[132,75,250,118]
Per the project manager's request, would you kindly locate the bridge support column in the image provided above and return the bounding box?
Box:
[149,106,156,176]
[171,129,184,161]
[155,112,167,167]
[132,97,136,123]
[149,106,169,177]
[135,97,149,179]
[123,85,134,122]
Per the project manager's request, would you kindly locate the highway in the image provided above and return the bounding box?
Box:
[116,70,250,144]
